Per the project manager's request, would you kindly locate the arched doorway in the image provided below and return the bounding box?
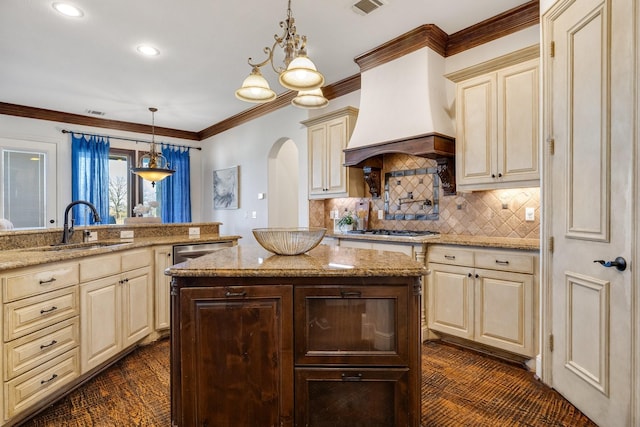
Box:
[267,138,299,227]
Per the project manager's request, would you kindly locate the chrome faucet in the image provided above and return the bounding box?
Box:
[61,200,101,244]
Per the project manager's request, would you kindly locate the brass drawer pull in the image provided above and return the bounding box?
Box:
[40,306,58,315]
[39,277,57,285]
[225,291,246,298]
[495,260,510,265]
[40,340,58,350]
[40,373,58,385]
[341,373,363,381]
[340,291,361,298]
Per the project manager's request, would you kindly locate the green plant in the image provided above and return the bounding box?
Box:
[337,211,355,227]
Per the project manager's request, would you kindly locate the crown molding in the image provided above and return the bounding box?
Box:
[0,102,200,141]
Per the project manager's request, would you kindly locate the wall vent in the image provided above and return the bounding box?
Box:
[85,109,106,116]
[352,0,386,15]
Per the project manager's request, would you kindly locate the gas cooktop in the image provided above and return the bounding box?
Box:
[345,229,440,237]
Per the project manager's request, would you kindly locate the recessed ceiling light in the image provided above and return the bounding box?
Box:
[136,45,160,56]
[52,2,84,17]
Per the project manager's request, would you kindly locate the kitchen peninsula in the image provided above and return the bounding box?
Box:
[166,244,426,427]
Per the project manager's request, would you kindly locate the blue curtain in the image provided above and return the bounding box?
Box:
[71,134,110,225]
[159,145,191,223]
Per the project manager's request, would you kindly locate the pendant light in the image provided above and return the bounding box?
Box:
[235,0,328,108]
[131,107,175,187]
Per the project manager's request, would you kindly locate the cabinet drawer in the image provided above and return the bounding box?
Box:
[4,348,80,420]
[474,250,534,274]
[3,262,78,302]
[295,367,409,427]
[122,248,152,272]
[4,317,79,380]
[79,253,121,282]
[4,287,79,341]
[427,246,474,267]
[294,285,409,366]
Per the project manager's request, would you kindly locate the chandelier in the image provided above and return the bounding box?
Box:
[131,107,175,187]
[235,0,328,109]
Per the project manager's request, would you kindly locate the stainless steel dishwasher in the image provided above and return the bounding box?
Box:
[172,241,235,263]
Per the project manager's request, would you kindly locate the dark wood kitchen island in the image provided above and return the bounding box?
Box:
[166,244,426,427]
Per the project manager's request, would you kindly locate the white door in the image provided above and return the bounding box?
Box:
[543,0,634,425]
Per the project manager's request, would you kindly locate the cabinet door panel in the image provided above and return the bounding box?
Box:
[122,268,151,348]
[497,59,539,182]
[456,74,496,184]
[474,268,534,357]
[308,126,327,195]
[177,286,293,427]
[80,277,120,372]
[427,263,474,339]
[326,118,347,193]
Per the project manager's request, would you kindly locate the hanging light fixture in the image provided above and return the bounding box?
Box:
[131,107,175,187]
[235,0,328,109]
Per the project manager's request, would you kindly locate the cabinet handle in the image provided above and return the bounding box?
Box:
[225,291,247,298]
[40,373,58,385]
[340,291,362,298]
[39,277,57,285]
[495,260,510,265]
[40,306,58,315]
[40,340,58,350]
[444,255,456,260]
[341,373,363,381]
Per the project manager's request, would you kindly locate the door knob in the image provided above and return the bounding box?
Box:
[593,257,627,272]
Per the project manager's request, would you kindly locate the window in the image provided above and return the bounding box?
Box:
[108,149,133,224]
[1,138,57,229]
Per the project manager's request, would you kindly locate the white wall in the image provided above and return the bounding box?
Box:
[201,92,361,242]
[0,114,203,225]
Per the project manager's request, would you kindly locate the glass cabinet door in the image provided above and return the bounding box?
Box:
[294,285,408,365]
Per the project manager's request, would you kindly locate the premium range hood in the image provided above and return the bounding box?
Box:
[343,26,457,195]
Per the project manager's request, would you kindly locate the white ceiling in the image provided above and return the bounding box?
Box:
[0,0,531,133]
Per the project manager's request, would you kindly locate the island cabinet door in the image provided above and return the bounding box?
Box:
[174,285,294,427]
[295,367,409,427]
[294,285,409,366]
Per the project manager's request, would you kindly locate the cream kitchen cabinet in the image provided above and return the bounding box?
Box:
[427,245,537,358]
[1,261,81,422]
[80,249,152,373]
[447,47,539,191]
[153,245,173,331]
[302,106,365,199]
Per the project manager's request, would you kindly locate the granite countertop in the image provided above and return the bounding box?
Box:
[0,234,241,271]
[166,244,427,278]
[328,232,539,251]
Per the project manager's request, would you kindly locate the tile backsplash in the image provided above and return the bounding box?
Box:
[309,154,540,240]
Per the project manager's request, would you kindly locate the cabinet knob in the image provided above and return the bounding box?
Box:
[475,273,479,279]
[498,173,503,178]
[467,273,472,278]
[491,174,496,178]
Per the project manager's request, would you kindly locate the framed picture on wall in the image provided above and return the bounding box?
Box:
[213,166,239,209]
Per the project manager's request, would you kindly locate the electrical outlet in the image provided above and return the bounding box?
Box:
[189,227,200,237]
[120,230,134,239]
[377,209,384,220]
[525,207,535,222]
[251,211,257,219]
[87,231,98,242]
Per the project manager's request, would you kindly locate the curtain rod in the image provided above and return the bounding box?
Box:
[60,129,202,151]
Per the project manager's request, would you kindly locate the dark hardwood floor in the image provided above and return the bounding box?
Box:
[21,338,596,426]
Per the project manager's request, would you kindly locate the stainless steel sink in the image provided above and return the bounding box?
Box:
[28,242,133,252]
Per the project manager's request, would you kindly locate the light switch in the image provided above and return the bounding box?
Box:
[120,230,134,239]
[251,211,257,219]
[258,193,265,200]
[377,210,384,220]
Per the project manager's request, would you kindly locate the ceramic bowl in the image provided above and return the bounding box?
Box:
[252,227,327,255]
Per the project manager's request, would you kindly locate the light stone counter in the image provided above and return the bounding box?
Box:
[0,234,241,271]
[329,232,539,251]
[166,244,427,278]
